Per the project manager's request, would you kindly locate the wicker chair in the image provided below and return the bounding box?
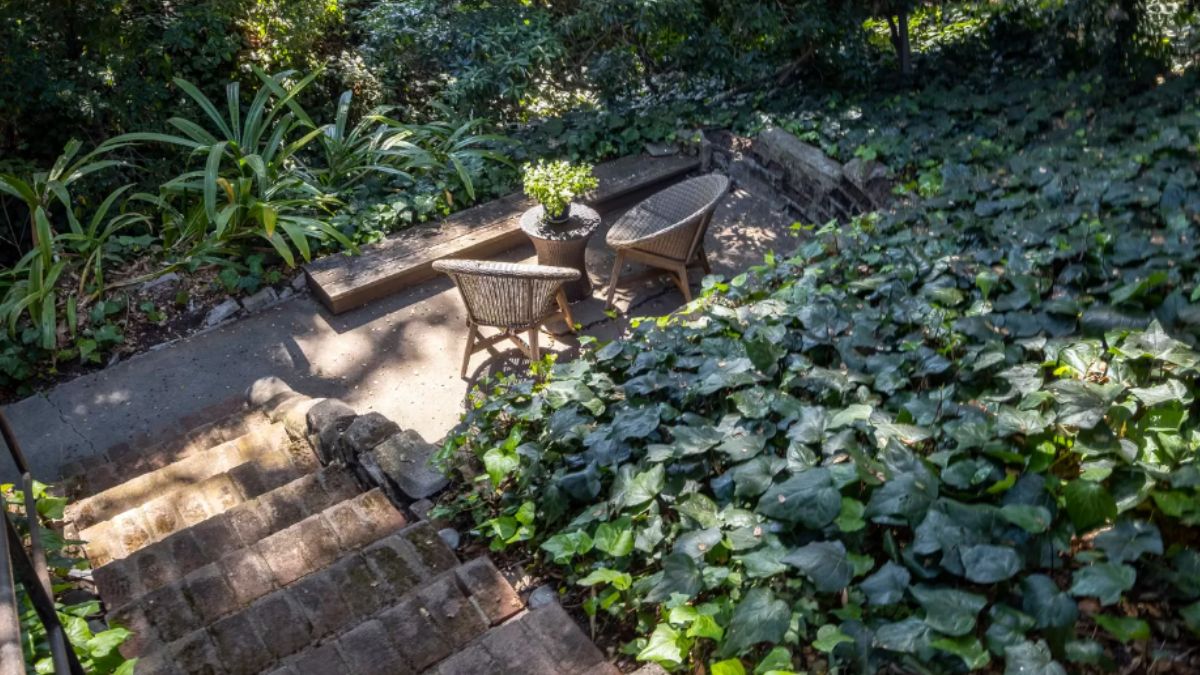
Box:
[433,259,580,377]
[604,173,730,309]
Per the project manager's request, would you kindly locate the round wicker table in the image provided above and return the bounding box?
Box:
[519,203,601,302]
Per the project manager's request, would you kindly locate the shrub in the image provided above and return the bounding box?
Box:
[522,160,598,221]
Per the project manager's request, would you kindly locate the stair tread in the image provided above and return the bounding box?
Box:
[90,464,360,607]
[68,421,290,532]
[62,397,254,497]
[107,489,415,657]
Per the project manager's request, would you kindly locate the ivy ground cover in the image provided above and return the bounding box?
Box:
[440,65,1200,673]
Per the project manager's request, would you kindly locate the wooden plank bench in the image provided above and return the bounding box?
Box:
[304,154,700,314]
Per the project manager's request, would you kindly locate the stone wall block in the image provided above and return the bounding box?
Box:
[304,399,358,464]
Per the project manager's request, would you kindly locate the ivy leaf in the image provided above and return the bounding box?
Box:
[541,530,593,564]
[1003,640,1067,675]
[999,504,1052,533]
[719,587,791,657]
[638,622,689,666]
[874,617,933,654]
[622,464,665,507]
[931,635,990,670]
[1070,563,1136,606]
[829,403,872,429]
[1064,640,1108,666]
[645,553,704,603]
[736,546,789,579]
[710,658,746,675]
[578,568,632,590]
[866,471,938,525]
[1093,614,1151,643]
[986,604,1036,656]
[1179,601,1200,636]
[860,561,911,606]
[782,540,853,593]
[482,446,519,486]
[593,518,634,557]
[960,544,1022,583]
[835,497,867,532]
[1021,575,1078,630]
[1047,380,1122,429]
[730,456,782,498]
[674,527,723,559]
[756,467,841,528]
[812,624,854,653]
[1064,479,1117,532]
[911,584,987,636]
[669,422,724,456]
[1093,520,1163,563]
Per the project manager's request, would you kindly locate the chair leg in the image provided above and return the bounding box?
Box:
[605,252,624,310]
[674,265,692,303]
[556,289,576,333]
[460,325,477,378]
[529,328,540,363]
[698,245,712,274]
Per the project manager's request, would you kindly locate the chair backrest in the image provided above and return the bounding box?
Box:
[639,173,730,227]
[433,259,579,329]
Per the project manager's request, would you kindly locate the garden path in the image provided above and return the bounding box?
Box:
[6,175,793,481]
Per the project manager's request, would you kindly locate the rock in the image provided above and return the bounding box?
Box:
[245,376,295,408]
[527,585,557,609]
[842,157,889,187]
[337,412,401,464]
[240,286,279,313]
[644,142,676,157]
[758,126,843,189]
[305,399,358,464]
[274,396,325,439]
[410,499,435,522]
[279,287,294,301]
[204,299,240,327]
[140,272,181,293]
[362,430,448,501]
[437,528,460,550]
[291,274,307,291]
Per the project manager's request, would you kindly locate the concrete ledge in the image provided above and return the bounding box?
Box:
[304,154,699,314]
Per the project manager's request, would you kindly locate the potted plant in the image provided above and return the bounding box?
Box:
[522,160,598,225]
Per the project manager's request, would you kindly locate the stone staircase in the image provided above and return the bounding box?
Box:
[63,385,615,674]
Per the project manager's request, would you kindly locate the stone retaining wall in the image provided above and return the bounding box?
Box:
[701,127,892,224]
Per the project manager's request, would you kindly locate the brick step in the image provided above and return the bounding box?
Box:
[61,396,256,498]
[432,602,618,675]
[91,465,361,608]
[108,488,414,661]
[128,520,457,674]
[68,420,290,531]
[78,427,317,565]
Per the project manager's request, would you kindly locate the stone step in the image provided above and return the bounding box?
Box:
[78,427,316,566]
[304,153,700,314]
[67,421,290,532]
[60,396,254,496]
[126,520,460,674]
[431,602,618,675]
[90,465,361,608]
[107,488,414,660]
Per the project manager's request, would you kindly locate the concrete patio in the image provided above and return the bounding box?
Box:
[6,176,795,480]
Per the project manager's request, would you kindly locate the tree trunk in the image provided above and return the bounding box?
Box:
[887,9,913,78]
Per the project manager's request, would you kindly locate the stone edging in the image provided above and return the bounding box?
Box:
[701,127,892,224]
[245,377,448,512]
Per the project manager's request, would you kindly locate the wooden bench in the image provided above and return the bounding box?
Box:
[304,154,700,314]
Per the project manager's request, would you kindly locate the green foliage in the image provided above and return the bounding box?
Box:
[439,64,1200,672]
[2,482,134,674]
[522,161,598,220]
